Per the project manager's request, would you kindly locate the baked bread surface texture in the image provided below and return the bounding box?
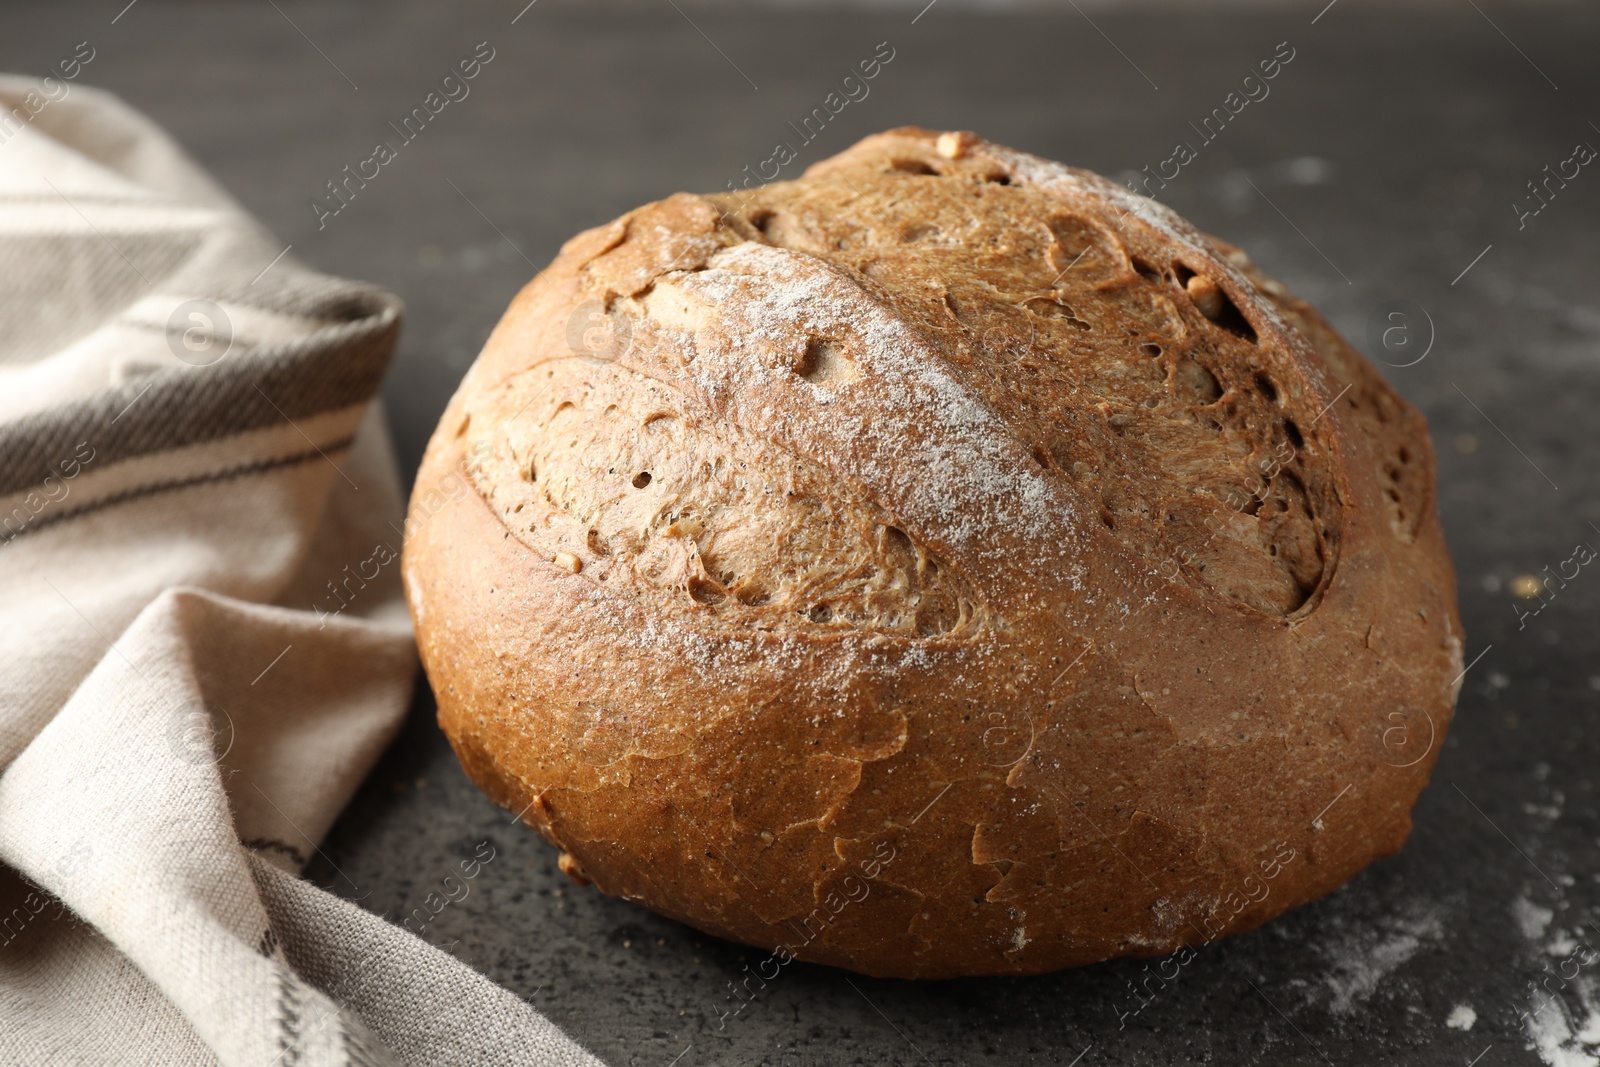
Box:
[403,128,1462,979]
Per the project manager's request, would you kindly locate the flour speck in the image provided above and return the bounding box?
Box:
[1516,896,1556,941]
[1312,899,1445,1016]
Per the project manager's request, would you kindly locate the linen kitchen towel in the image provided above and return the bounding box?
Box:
[0,74,602,1067]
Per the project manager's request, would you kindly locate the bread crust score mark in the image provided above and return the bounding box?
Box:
[403,127,1462,978]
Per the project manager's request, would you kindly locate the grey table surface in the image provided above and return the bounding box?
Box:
[6,2,1600,1064]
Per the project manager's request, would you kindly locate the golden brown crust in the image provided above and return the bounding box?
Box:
[402,128,1462,978]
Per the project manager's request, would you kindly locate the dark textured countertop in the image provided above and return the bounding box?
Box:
[7,2,1599,1063]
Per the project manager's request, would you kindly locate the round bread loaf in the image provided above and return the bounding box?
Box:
[403,128,1462,979]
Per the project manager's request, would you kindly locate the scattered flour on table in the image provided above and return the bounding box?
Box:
[1447,1004,1477,1030]
[1525,978,1600,1067]
[1517,896,1558,941]
[1313,899,1446,1016]
[1515,891,1600,1066]
[1492,764,1600,1067]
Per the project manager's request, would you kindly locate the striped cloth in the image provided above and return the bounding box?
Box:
[0,75,602,1067]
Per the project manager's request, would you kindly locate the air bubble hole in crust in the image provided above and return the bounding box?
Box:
[687,575,726,605]
[1202,289,1258,344]
[882,526,915,554]
[797,337,859,382]
[1025,296,1092,332]
[1175,359,1223,405]
[1132,257,1164,284]
[1046,214,1123,283]
[1329,380,1424,545]
[890,158,940,176]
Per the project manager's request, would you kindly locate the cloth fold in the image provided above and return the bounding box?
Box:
[0,74,603,1066]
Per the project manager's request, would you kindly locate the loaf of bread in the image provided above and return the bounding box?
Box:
[402,128,1462,978]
